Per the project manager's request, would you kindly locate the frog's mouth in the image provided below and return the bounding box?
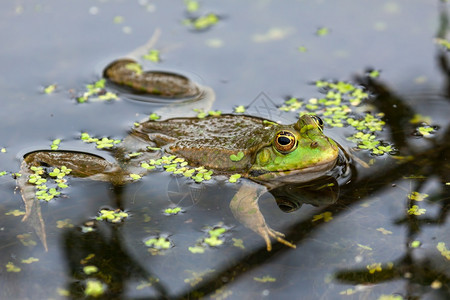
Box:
[248,158,338,184]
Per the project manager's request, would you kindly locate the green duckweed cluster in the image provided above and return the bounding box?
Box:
[81,132,121,149]
[77,78,118,103]
[281,80,393,155]
[51,138,61,150]
[193,108,222,119]
[143,49,160,62]
[96,208,129,223]
[144,236,172,250]
[28,166,71,201]
[141,155,213,183]
[188,226,227,253]
[184,13,219,30]
[407,191,428,216]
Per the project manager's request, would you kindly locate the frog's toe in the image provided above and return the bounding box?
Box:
[267,228,296,250]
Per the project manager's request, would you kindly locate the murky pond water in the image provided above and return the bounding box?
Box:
[0,1,449,299]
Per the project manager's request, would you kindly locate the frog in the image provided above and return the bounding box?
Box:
[17,59,341,252]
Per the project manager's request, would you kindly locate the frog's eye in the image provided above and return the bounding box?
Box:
[274,131,297,153]
[311,115,324,130]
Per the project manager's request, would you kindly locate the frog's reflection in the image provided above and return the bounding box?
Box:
[269,176,339,213]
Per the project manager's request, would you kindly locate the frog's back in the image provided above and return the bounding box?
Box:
[137,115,274,172]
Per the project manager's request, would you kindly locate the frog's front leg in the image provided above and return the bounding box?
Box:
[230,181,296,251]
[18,151,123,250]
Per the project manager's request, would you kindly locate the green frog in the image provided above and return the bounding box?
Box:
[18,59,340,251]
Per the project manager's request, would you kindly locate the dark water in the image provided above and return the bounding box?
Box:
[0,1,449,299]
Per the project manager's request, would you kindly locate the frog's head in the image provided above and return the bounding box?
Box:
[248,115,339,183]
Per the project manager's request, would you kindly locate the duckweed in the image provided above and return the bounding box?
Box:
[303,79,392,156]
[435,37,450,50]
[84,279,105,297]
[5,209,25,217]
[130,173,142,180]
[253,275,276,283]
[0,171,6,176]
[234,105,246,113]
[21,257,39,264]
[316,27,329,36]
[229,151,244,162]
[81,132,121,149]
[184,0,200,12]
[143,49,160,62]
[312,211,333,222]
[188,245,205,254]
[228,174,241,183]
[96,209,128,223]
[51,138,61,150]
[186,13,219,30]
[408,191,428,201]
[149,113,160,121]
[144,237,172,249]
[83,265,99,275]
[279,97,303,111]
[142,155,213,183]
[164,207,182,215]
[6,262,21,273]
[366,263,382,274]
[28,166,71,201]
[204,227,227,247]
[437,242,450,260]
[77,79,118,103]
[410,240,421,248]
[416,125,435,137]
[44,84,56,94]
[407,205,426,216]
[232,238,245,249]
[125,63,143,75]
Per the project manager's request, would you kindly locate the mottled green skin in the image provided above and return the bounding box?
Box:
[132,114,339,182]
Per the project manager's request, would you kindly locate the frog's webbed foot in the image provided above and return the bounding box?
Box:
[230,181,296,251]
[18,151,121,251]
